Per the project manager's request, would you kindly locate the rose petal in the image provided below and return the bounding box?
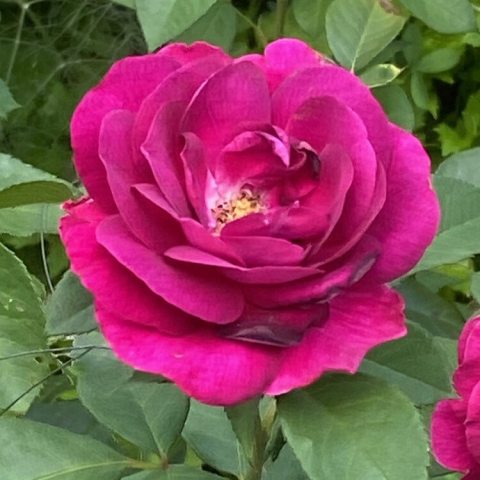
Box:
[164,245,318,284]
[96,215,245,324]
[99,109,183,252]
[134,182,245,265]
[181,62,271,161]
[224,235,305,267]
[466,382,480,466]
[365,125,440,282]
[71,54,180,211]
[59,200,195,335]
[454,318,480,398]
[272,66,392,166]
[97,306,279,405]
[237,39,325,91]
[265,285,406,394]
[219,303,329,347]
[432,399,474,473]
[247,237,379,308]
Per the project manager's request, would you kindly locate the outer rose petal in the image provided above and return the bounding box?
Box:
[96,306,279,405]
[265,285,406,395]
[71,55,179,212]
[365,125,441,282]
[96,215,245,325]
[59,200,195,335]
[71,42,227,212]
[455,317,480,399]
[238,38,325,91]
[432,399,475,473]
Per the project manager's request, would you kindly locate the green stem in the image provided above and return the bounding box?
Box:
[235,9,268,48]
[0,348,93,416]
[244,400,277,480]
[6,3,26,84]
[274,0,289,38]
[0,345,110,362]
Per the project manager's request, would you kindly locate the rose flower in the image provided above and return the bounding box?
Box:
[61,39,440,405]
[432,315,480,479]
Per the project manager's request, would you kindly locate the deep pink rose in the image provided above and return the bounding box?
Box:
[432,316,480,479]
[61,39,440,405]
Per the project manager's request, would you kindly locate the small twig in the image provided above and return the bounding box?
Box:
[0,345,110,362]
[236,9,268,48]
[5,3,27,84]
[274,0,289,38]
[0,348,93,416]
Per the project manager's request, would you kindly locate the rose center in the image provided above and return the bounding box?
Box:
[211,186,264,233]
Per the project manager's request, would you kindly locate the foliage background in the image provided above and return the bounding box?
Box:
[0,0,480,479]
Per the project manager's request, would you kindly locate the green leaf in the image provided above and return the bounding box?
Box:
[292,0,333,52]
[75,333,189,457]
[397,0,475,34]
[325,0,407,70]
[27,399,115,445]
[0,417,129,480]
[225,397,260,464]
[362,322,457,404]
[278,375,429,480]
[112,0,135,8]
[183,400,244,476]
[410,72,438,116]
[395,278,464,339]
[415,151,480,271]
[0,79,20,119]
[176,1,237,51]
[123,465,223,479]
[45,270,96,335]
[263,444,309,480]
[374,84,415,131]
[136,0,218,51]
[415,48,463,74]
[472,271,480,304]
[0,243,49,414]
[0,203,62,236]
[360,63,403,88]
[0,154,73,208]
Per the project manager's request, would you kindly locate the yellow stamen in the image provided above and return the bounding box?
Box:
[212,186,264,233]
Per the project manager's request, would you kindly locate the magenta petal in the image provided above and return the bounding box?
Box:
[272,66,392,166]
[161,41,231,65]
[96,215,244,324]
[239,39,324,91]
[219,304,329,347]
[432,399,474,473]
[365,125,440,282]
[287,96,383,256]
[164,245,318,284]
[215,131,290,187]
[181,62,271,160]
[134,182,245,265]
[141,101,191,217]
[181,133,210,225]
[99,110,183,252]
[466,382,480,465]
[265,285,406,394]
[97,306,278,405]
[59,200,195,335]
[224,236,305,267]
[459,316,480,364]
[71,54,180,211]
[247,238,379,308]
[133,51,230,153]
[454,318,480,398]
